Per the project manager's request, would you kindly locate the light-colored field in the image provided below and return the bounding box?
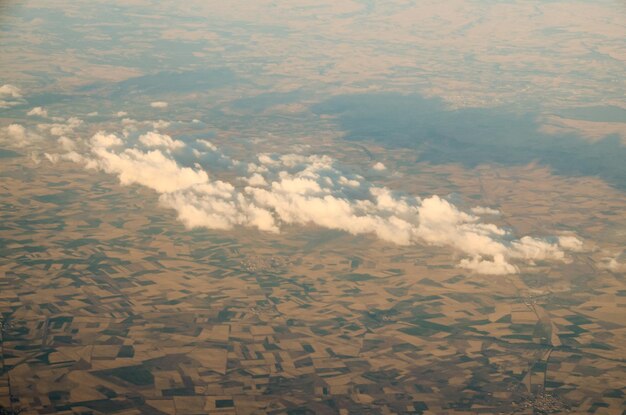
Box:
[0,140,624,413]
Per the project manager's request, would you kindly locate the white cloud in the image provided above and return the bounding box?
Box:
[60,151,86,164]
[197,139,217,151]
[471,206,500,216]
[247,162,268,174]
[247,173,268,187]
[37,117,83,137]
[558,235,584,252]
[247,184,414,245]
[1,124,40,147]
[460,254,518,275]
[120,118,138,136]
[5,124,27,141]
[152,120,171,130]
[0,84,25,108]
[139,131,185,150]
[0,84,22,98]
[339,176,360,187]
[83,132,208,193]
[27,107,48,117]
[160,185,279,233]
[44,153,60,164]
[116,111,128,117]
[597,252,625,272]
[258,153,279,166]
[91,131,123,148]
[510,236,565,262]
[602,257,626,272]
[58,136,76,151]
[416,195,507,256]
[54,128,582,275]
[29,152,41,165]
[373,162,386,171]
[93,148,208,193]
[150,101,168,109]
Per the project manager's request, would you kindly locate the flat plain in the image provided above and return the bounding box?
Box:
[1,145,624,414]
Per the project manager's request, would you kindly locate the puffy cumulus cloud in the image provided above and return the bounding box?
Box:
[373,162,386,171]
[246,173,268,187]
[27,107,48,117]
[339,176,360,187]
[39,148,92,167]
[58,136,76,151]
[5,124,27,141]
[152,120,171,130]
[603,258,626,272]
[160,185,279,233]
[121,117,138,127]
[139,131,185,150]
[90,146,208,193]
[0,84,24,108]
[54,128,582,275]
[597,252,626,273]
[234,158,581,273]
[150,101,168,109]
[237,165,573,273]
[0,124,40,147]
[558,235,584,252]
[246,183,416,245]
[91,131,124,148]
[416,195,508,256]
[418,199,563,264]
[258,153,279,167]
[460,254,518,275]
[509,236,565,262]
[37,117,83,137]
[59,151,86,164]
[0,84,22,98]
[58,131,208,193]
[416,197,569,265]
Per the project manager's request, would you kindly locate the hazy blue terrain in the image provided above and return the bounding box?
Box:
[314,94,626,189]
